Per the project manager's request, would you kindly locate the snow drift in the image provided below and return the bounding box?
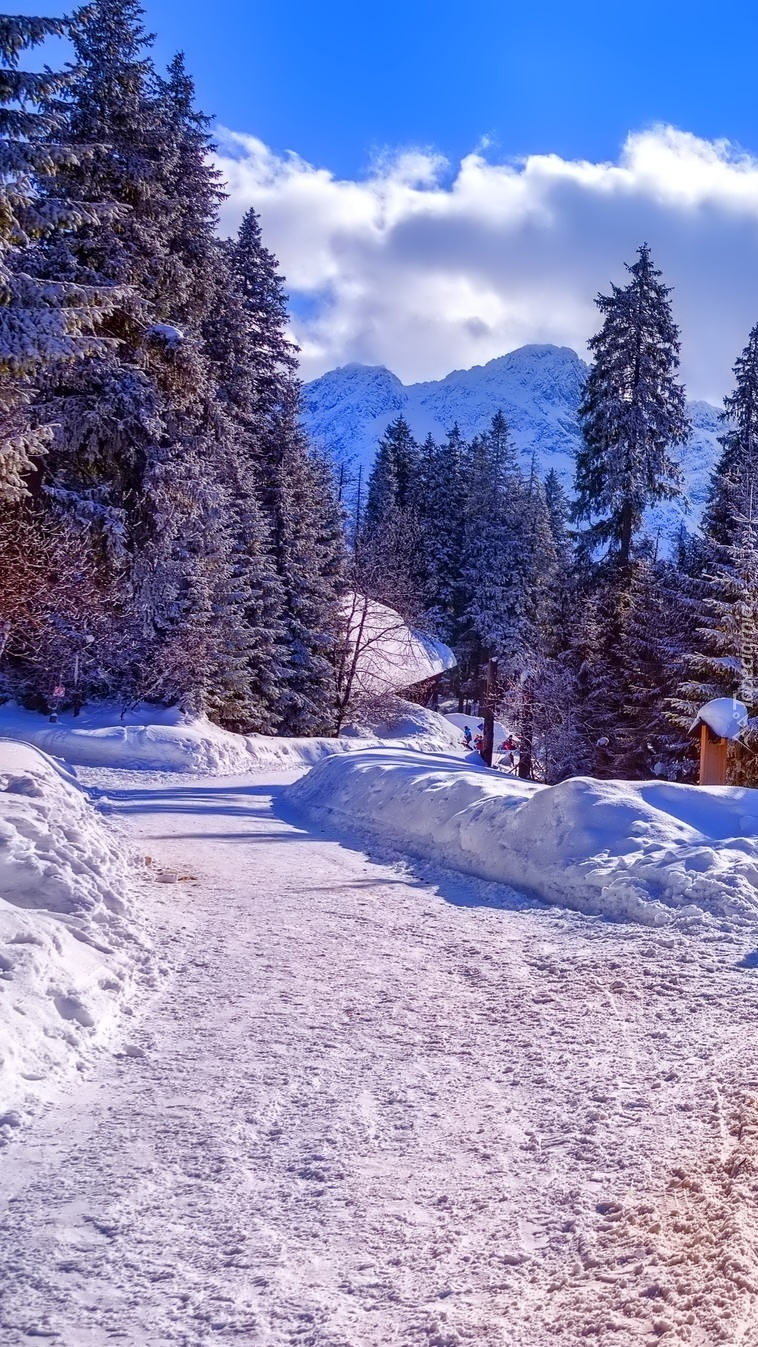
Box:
[0,741,148,1127]
[290,751,758,926]
[0,700,463,775]
[0,702,258,774]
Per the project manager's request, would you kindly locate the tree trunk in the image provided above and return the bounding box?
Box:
[619,500,634,570]
[518,679,534,779]
[481,657,497,767]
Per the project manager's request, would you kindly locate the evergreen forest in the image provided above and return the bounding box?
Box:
[2,7,758,780]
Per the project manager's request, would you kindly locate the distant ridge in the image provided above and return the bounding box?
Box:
[301,343,722,546]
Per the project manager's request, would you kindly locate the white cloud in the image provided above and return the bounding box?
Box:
[214,126,758,399]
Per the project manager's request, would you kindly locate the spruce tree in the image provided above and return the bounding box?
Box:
[458,412,525,673]
[31,2,244,715]
[612,559,698,779]
[418,424,468,646]
[360,417,422,616]
[224,208,346,734]
[574,243,689,568]
[703,323,758,551]
[0,13,110,501]
[675,328,758,781]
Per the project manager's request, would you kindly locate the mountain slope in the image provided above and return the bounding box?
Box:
[301,344,722,544]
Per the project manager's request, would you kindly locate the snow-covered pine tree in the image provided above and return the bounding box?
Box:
[363,416,419,528]
[125,48,254,718]
[484,463,558,778]
[673,519,758,784]
[611,558,699,780]
[418,424,468,647]
[30,0,173,561]
[519,469,583,781]
[458,411,525,673]
[202,244,291,732]
[359,416,423,617]
[673,329,758,782]
[542,469,577,650]
[703,322,758,552]
[25,3,262,719]
[0,13,111,501]
[224,207,346,734]
[574,243,689,569]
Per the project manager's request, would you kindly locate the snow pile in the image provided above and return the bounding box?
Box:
[342,699,464,753]
[444,710,512,745]
[0,702,257,774]
[291,751,758,926]
[341,593,456,696]
[245,702,463,767]
[0,741,147,1125]
[0,700,464,776]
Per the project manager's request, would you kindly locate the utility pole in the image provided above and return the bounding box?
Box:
[481,657,498,767]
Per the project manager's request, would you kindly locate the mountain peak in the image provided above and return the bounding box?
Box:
[300,343,720,547]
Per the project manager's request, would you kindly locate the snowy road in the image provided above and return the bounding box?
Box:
[3,770,758,1345]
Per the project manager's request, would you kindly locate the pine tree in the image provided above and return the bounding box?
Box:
[418,424,468,645]
[360,417,422,616]
[27,2,245,716]
[703,323,758,551]
[574,244,689,568]
[0,13,111,501]
[222,208,346,734]
[457,413,522,668]
[543,469,576,649]
[612,559,698,779]
[202,245,290,731]
[674,328,758,782]
[30,0,173,556]
[675,525,758,711]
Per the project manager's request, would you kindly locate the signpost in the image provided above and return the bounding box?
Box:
[693,698,748,786]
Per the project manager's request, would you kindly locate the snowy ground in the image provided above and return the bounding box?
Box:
[2,751,758,1344]
[0,742,151,1128]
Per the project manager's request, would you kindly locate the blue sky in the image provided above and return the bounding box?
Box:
[14,0,758,395]
[18,0,758,177]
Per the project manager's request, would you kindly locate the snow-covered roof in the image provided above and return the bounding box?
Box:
[692,697,748,742]
[343,594,456,697]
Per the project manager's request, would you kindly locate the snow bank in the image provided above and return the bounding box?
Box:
[0,702,256,774]
[0,740,147,1127]
[290,751,758,926]
[0,700,464,775]
[444,711,512,744]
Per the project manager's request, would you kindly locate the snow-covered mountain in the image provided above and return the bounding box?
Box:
[301,344,723,545]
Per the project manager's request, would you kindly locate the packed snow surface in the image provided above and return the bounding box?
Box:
[0,741,148,1124]
[0,700,462,775]
[292,750,758,925]
[3,761,758,1345]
